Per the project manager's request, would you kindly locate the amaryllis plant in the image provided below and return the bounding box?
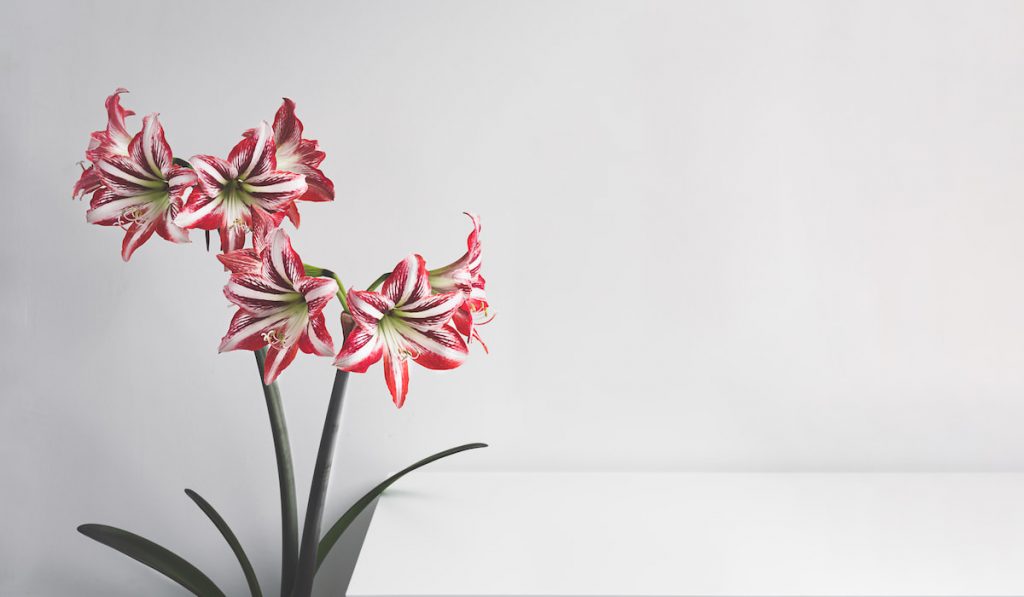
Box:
[72,89,492,597]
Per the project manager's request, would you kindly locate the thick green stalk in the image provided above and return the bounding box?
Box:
[254,348,299,597]
[291,369,350,597]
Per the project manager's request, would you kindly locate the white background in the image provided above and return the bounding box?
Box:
[4,1,1024,595]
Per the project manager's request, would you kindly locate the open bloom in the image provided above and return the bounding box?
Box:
[245,99,335,226]
[86,114,196,261]
[219,229,338,384]
[335,254,468,408]
[429,213,491,349]
[73,88,134,201]
[174,122,307,253]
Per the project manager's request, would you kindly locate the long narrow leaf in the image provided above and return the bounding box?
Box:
[316,442,487,569]
[185,489,263,597]
[77,523,225,597]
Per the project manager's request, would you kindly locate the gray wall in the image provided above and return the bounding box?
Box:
[4,1,1024,595]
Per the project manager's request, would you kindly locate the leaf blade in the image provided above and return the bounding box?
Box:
[316,442,487,569]
[185,489,263,597]
[77,523,225,597]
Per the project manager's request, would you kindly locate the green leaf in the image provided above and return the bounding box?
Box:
[316,442,487,570]
[185,489,262,597]
[77,523,225,597]
[172,157,193,169]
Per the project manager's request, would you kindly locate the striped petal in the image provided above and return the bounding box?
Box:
[219,309,288,353]
[73,165,102,200]
[121,219,159,261]
[299,311,335,357]
[393,291,464,331]
[268,99,335,203]
[263,341,301,385]
[130,114,172,178]
[174,190,223,230]
[230,121,275,179]
[333,325,383,373]
[400,322,469,371]
[218,249,261,274]
[382,352,410,408]
[86,190,149,225]
[242,171,306,211]
[95,155,163,196]
[225,274,297,315]
[261,229,305,289]
[85,88,134,162]
[382,254,430,307]
[348,290,394,330]
[190,155,234,198]
[297,276,339,315]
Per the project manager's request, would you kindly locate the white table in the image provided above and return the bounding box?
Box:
[348,473,1024,596]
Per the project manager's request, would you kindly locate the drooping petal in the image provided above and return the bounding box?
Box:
[218,309,289,353]
[154,193,190,244]
[382,254,430,307]
[299,311,335,356]
[218,249,261,274]
[401,322,469,371]
[261,229,305,289]
[121,219,159,261]
[296,276,339,315]
[130,114,172,178]
[250,207,277,254]
[347,290,394,330]
[73,165,102,200]
[334,325,383,373]
[453,307,489,352]
[264,341,301,385]
[220,225,247,254]
[393,291,465,331]
[383,352,411,408]
[85,190,150,226]
[229,121,275,179]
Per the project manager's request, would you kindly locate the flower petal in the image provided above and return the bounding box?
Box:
[95,155,162,196]
[401,322,469,371]
[297,276,339,315]
[86,88,134,162]
[225,274,296,314]
[190,155,234,197]
[383,352,411,408]
[174,190,223,230]
[347,290,394,330]
[230,121,275,179]
[219,309,288,353]
[382,254,430,307]
[333,325,383,373]
[299,311,335,357]
[242,170,307,211]
[121,219,158,261]
[264,341,300,385]
[218,249,261,274]
[73,165,102,200]
[130,114,172,178]
[394,291,464,331]
[261,229,305,289]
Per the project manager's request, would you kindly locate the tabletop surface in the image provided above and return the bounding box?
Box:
[348,472,1024,596]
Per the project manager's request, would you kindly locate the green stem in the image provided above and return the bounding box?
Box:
[254,348,299,597]
[291,369,349,597]
[367,272,389,292]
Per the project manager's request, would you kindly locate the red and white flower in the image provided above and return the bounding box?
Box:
[85,114,196,261]
[245,99,335,227]
[174,122,307,253]
[219,228,338,385]
[429,213,491,350]
[73,88,134,201]
[335,255,468,408]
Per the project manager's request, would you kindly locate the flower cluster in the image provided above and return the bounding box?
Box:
[74,89,490,406]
